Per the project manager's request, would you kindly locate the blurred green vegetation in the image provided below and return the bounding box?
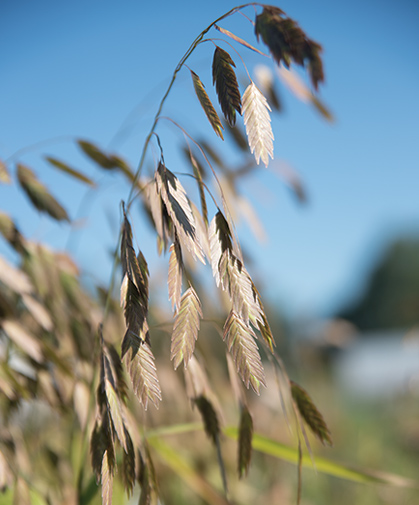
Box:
[339,237,419,331]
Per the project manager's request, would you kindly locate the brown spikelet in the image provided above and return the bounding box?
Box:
[209,210,233,287]
[90,411,116,485]
[155,162,205,263]
[238,405,253,478]
[122,428,136,497]
[291,380,333,446]
[44,156,95,186]
[0,160,11,183]
[138,444,159,505]
[255,7,324,90]
[193,395,220,445]
[77,140,135,179]
[212,46,241,126]
[17,164,69,221]
[120,211,160,409]
[101,343,128,451]
[193,394,228,495]
[121,211,148,304]
[0,212,26,253]
[78,140,118,170]
[190,69,224,139]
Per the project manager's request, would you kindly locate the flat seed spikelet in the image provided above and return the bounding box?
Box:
[171,287,202,370]
[190,69,224,139]
[17,164,69,221]
[193,395,220,445]
[212,46,242,126]
[242,83,274,167]
[224,310,266,394]
[155,162,205,263]
[255,6,324,90]
[291,380,333,446]
[238,405,253,478]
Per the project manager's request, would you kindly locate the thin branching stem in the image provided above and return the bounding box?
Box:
[4,135,75,164]
[125,3,261,209]
[102,4,262,325]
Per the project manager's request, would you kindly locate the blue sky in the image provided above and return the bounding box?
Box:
[1,0,419,320]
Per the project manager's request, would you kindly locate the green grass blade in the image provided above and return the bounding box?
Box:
[224,427,417,487]
[144,423,417,488]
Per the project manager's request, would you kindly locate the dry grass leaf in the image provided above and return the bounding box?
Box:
[215,25,267,56]
[21,293,53,331]
[0,256,32,295]
[277,66,332,121]
[242,82,274,167]
[2,319,43,363]
[223,310,266,394]
[73,381,90,430]
[254,64,281,111]
[184,355,211,400]
[0,448,13,490]
[190,69,224,140]
[14,477,31,505]
[212,46,242,126]
[17,164,69,221]
[171,287,202,370]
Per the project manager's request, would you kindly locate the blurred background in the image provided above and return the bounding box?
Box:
[1,0,419,504]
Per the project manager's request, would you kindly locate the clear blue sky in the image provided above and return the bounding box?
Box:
[1,0,419,320]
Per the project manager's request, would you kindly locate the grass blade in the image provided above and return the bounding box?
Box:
[224,427,418,487]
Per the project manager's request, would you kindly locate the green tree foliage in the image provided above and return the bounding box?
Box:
[339,238,419,331]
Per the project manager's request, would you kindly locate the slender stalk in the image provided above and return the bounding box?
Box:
[125,3,261,209]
